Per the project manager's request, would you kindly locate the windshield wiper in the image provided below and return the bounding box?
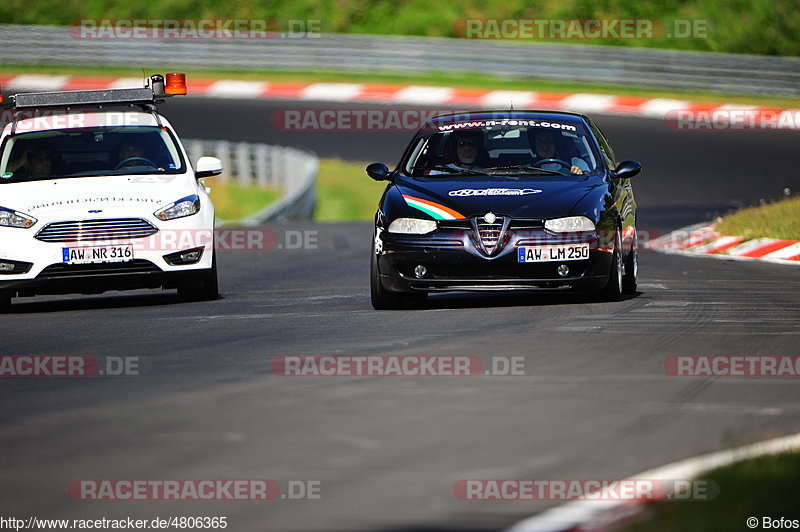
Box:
[485,165,566,176]
[427,165,487,176]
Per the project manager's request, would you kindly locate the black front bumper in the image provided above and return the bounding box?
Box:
[376,230,613,293]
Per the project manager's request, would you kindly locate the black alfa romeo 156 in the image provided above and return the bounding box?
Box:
[367,111,641,310]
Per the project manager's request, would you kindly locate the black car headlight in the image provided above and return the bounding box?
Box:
[0,206,37,229]
[388,218,437,235]
[544,216,595,233]
[154,195,201,221]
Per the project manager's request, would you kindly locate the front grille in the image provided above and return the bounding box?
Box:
[35,218,158,243]
[37,260,161,278]
[476,217,505,254]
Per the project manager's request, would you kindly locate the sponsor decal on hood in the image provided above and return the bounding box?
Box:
[27,196,161,213]
[401,195,465,220]
[448,188,542,197]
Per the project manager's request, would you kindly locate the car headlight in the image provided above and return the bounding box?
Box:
[154,195,200,221]
[388,218,437,234]
[544,216,595,233]
[0,206,37,228]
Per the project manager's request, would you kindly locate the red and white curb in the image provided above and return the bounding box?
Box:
[504,432,800,532]
[649,222,800,265]
[1,74,797,120]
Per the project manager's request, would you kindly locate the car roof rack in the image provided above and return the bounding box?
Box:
[2,73,186,110]
[1,73,188,136]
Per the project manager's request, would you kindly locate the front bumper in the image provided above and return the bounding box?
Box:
[376,226,613,293]
[0,218,214,297]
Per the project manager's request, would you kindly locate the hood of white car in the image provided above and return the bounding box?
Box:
[1,174,194,218]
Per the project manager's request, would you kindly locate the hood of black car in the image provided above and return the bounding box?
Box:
[393,175,605,220]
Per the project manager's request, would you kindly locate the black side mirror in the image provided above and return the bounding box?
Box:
[614,160,641,180]
[366,162,391,181]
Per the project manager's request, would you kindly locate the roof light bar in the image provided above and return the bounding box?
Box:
[4,73,186,110]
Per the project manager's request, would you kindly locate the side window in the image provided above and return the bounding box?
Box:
[588,120,617,169]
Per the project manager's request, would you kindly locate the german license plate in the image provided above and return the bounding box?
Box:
[517,244,590,263]
[62,244,134,264]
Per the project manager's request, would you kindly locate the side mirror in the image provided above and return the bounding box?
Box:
[195,156,222,179]
[614,160,641,180]
[366,162,391,181]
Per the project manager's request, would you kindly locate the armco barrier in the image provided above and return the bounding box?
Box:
[1,25,800,97]
[185,139,318,224]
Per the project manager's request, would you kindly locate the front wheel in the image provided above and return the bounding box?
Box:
[598,229,623,302]
[178,251,219,301]
[621,244,638,295]
[0,292,11,313]
[371,247,405,310]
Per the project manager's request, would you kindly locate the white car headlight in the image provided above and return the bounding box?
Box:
[0,206,37,228]
[388,218,437,234]
[154,195,200,221]
[544,216,595,233]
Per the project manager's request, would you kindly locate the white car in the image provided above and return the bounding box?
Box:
[0,74,222,311]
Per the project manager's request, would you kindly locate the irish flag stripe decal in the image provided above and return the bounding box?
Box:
[401,195,465,220]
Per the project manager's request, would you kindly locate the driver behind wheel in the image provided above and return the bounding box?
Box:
[528,128,588,175]
[115,138,164,171]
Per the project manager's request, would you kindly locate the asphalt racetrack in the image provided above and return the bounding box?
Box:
[1,97,799,531]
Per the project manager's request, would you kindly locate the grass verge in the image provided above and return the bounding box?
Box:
[207,180,282,221]
[619,451,800,532]
[315,158,385,221]
[715,196,800,241]
[2,64,800,109]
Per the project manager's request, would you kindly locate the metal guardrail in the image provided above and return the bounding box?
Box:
[2,24,800,96]
[185,139,318,224]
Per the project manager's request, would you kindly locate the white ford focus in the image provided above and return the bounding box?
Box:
[0,73,222,311]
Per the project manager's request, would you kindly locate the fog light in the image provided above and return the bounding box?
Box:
[181,251,202,262]
[163,247,204,266]
[414,265,427,278]
[0,262,13,272]
[557,264,570,277]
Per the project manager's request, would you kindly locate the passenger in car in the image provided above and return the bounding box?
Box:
[7,142,57,179]
[428,131,489,174]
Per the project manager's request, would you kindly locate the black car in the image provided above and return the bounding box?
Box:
[367,111,641,309]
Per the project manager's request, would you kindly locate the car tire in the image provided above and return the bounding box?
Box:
[598,228,623,302]
[178,251,219,301]
[370,245,407,310]
[0,292,11,313]
[621,237,638,295]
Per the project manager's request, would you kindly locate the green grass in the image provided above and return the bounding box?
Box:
[1,0,800,56]
[315,158,386,221]
[619,451,800,532]
[715,196,800,241]
[2,64,800,109]
[207,180,282,221]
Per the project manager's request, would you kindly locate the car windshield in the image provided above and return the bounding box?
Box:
[402,120,602,178]
[0,126,185,184]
